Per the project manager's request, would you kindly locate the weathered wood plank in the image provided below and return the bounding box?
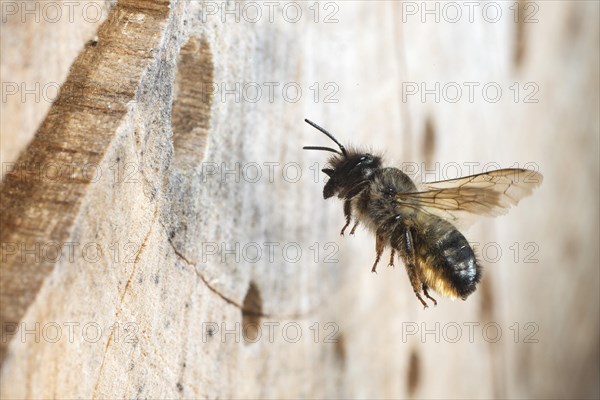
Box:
[1,1,598,399]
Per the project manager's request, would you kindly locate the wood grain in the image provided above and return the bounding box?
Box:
[1,1,598,398]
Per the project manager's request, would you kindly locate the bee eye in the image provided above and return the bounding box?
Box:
[352,157,367,169]
[351,156,373,171]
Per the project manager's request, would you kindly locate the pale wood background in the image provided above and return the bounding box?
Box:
[1,1,598,399]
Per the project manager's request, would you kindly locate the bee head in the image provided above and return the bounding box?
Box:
[303,119,382,199]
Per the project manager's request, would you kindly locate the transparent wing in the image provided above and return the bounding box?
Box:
[396,168,543,228]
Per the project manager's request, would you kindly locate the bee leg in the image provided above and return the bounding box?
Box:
[371,234,385,274]
[340,184,368,235]
[388,249,396,267]
[397,228,428,309]
[340,199,352,236]
[406,267,428,309]
[422,284,437,306]
[350,221,359,235]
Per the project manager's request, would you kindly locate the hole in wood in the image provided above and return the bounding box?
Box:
[406,349,421,396]
[334,332,346,366]
[479,277,494,321]
[172,36,214,170]
[422,116,436,166]
[242,282,263,343]
[513,0,527,68]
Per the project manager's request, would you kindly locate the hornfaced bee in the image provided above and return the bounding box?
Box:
[303,119,543,308]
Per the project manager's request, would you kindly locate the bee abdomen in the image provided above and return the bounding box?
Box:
[416,225,482,300]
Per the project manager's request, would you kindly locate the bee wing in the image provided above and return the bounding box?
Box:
[396,168,543,228]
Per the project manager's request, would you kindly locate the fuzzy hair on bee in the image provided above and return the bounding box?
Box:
[303,118,543,308]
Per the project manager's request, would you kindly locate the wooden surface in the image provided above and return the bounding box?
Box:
[1,1,598,398]
[0,0,113,180]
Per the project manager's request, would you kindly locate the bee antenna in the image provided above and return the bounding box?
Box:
[304,119,347,156]
[302,146,342,155]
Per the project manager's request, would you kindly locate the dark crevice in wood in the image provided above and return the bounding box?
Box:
[242,282,262,343]
[422,117,436,166]
[161,222,315,321]
[334,333,346,366]
[406,349,420,396]
[171,36,214,171]
[513,0,527,69]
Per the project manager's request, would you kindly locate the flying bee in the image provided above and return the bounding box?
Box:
[303,119,543,308]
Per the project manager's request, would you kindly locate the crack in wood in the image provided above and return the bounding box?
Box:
[92,206,158,398]
[160,222,316,320]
